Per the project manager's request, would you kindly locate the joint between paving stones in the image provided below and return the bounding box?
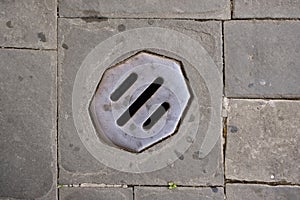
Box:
[59,16,300,23]
[0,46,57,51]
[58,183,129,188]
[132,186,135,200]
[221,19,228,198]
[56,0,60,198]
[221,116,228,198]
[221,21,228,200]
[60,16,221,21]
[230,0,234,19]
[227,97,300,101]
[221,21,226,95]
[231,17,300,21]
[59,184,224,188]
[130,185,224,188]
[225,179,300,187]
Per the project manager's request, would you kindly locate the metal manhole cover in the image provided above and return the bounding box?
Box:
[89,52,191,153]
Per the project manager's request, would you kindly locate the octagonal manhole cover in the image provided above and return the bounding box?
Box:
[89,52,191,153]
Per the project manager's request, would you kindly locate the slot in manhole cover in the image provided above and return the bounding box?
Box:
[90,52,191,153]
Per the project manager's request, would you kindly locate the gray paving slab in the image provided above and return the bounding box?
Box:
[226,184,300,200]
[234,0,300,18]
[59,0,230,19]
[225,21,300,98]
[225,99,300,184]
[59,187,133,200]
[0,49,57,199]
[135,187,224,200]
[58,18,223,185]
[0,0,57,49]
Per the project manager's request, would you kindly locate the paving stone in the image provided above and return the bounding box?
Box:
[225,100,300,183]
[60,187,133,200]
[135,187,224,200]
[58,19,223,185]
[59,0,230,19]
[0,0,57,49]
[0,49,57,199]
[234,0,300,18]
[226,184,300,200]
[225,21,300,98]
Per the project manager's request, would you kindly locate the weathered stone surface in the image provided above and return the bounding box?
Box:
[0,49,57,199]
[60,188,133,200]
[226,100,300,183]
[0,0,57,49]
[225,21,300,98]
[234,0,300,18]
[59,0,230,19]
[226,184,300,200]
[135,187,224,200]
[58,19,223,185]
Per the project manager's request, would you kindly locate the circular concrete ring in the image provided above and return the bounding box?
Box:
[72,27,222,173]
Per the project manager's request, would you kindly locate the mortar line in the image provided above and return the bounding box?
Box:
[132,186,135,200]
[230,0,234,19]
[221,20,228,200]
[56,0,60,199]
[231,17,300,21]
[0,46,56,51]
[226,179,300,187]
[58,182,300,187]
[59,16,221,21]
[128,185,224,188]
[226,97,300,101]
[221,19,227,192]
[58,184,224,188]
[221,22,226,96]
[223,117,228,199]
[59,16,300,21]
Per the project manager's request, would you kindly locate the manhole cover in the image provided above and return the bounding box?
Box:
[90,52,191,153]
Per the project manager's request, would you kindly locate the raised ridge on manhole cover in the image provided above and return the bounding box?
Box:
[89,51,191,153]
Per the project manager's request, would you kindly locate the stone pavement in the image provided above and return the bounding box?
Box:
[0,0,299,199]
